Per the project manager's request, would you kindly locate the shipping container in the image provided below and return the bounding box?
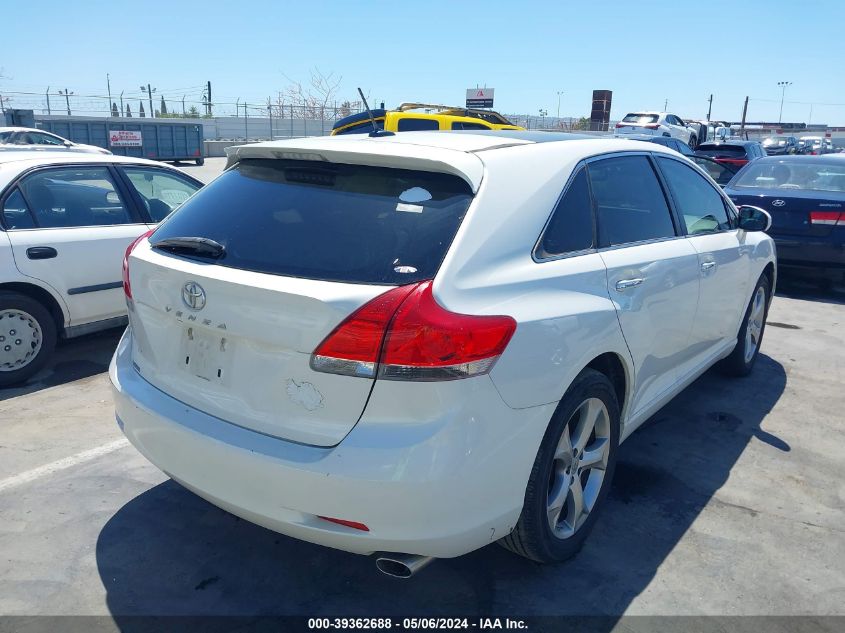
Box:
[36,116,205,165]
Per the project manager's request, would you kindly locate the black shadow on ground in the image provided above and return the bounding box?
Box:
[0,327,123,402]
[96,354,787,624]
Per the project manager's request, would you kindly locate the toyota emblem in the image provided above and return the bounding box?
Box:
[182,281,206,311]
[772,199,786,207]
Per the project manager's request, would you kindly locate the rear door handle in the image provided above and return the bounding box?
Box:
[26,247,58,260]
[615,278,644,291]
[700,261,716,272]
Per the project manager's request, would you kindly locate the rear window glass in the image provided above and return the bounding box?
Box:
[731,161,845,192]
[762,138,787,146]
[334,119,384,135]
[696,144,747,157]
[622,113,659,124]
[151,159,474,284]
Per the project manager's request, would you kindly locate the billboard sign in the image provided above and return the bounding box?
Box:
[466,88,494,108]
[109,130,143,147]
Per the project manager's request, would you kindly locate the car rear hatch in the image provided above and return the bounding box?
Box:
[696,144,749,167]
[125,152,478,446]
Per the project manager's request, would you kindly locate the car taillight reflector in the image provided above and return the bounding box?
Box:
[809,211,845,226]
[122,229,155,299]
[317,516,370,531]
[310,281,516,382]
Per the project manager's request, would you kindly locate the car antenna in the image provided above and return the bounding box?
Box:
[358,87,393,137]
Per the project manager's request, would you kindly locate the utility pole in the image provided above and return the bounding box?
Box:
[740,96,749,139]
[119,91,124,118]
[141,84,156,118]
[267,97,273,141]
[664,98,668,111]
[182,95,186,117]
[0,93,6,114]
[244,102,248,141]
[107,74,113,116]
[777,81,792,124]
[46,87,51,115]
[207,80,212,116]
[58,89,74,115]
[556,91,563,120]
[707,94,713,121]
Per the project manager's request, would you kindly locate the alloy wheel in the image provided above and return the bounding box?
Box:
[744,286,767,363]
[546,397,611,539]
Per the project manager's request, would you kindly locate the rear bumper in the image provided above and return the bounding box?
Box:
[774,237,845,270]
[110,330,556,558]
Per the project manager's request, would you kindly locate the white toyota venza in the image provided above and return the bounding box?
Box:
[110,131,776,577]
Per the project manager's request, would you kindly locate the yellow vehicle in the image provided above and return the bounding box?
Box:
[330,102,524,135]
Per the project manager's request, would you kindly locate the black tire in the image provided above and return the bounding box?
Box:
[0,291,57,387]
[195,157,205,166]
[689,134,698,149]
[719,274,771,377]
[500,368,620,563]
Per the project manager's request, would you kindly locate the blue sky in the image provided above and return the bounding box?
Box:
[2,0,844,123]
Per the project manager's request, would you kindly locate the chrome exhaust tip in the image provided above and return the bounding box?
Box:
[375,553,435,578]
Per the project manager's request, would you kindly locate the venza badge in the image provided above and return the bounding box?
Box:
[182,281,206,311]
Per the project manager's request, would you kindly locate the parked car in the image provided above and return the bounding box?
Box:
[797,136,834,155]
[0,127,111,155]
[614,112,700,147]
[695,140,766,168]
[111,132,776,576]
[619,133,694,155]
[616,134,737,186]
[725,155,845,286]
[0,151,203,385]
[331,103,524,135]
[761,136,799,155]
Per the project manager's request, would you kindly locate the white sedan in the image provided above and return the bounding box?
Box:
[0,150,203,385]
[111,131,775,577]
[615,112,700,147]
[0,126,111,155]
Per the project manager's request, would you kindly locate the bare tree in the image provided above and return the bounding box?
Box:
[273,68,362,119]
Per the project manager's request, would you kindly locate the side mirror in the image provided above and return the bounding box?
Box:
[63,140,73,147]
[737,205,772,232]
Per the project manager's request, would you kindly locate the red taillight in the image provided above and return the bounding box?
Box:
[317,516,370,532]
[809,211,845,226]
[615,123,624,128]
[644,124,660,129]
[715,158,749,166]
[310,281,516,381]
[122,229,154,299]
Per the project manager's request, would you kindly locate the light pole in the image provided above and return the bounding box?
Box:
[778,81,792,124]
[556,91,563,120]
[141,84,156,118]
[539,108,548,129]
[58,89,74,115]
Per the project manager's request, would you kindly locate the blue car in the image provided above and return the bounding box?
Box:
[725,155,845,283]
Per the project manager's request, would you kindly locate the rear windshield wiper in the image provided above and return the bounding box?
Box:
[151,236,226,259]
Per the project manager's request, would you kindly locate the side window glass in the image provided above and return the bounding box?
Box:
[121,167,201,222]
[657,157,731,234]
[589,155,676,247]
[450,121,491,130]
[397,118,440,131]
[17,167,133,228]
[689,156,736,187]
[538,167,593,258]
[2,188,37,229]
